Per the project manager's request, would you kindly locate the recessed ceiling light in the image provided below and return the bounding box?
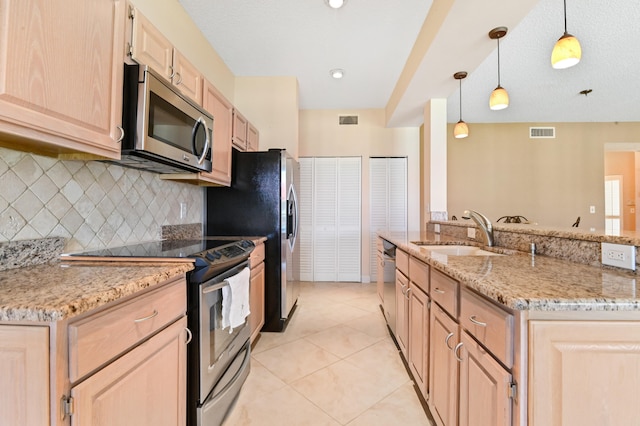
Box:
[330,69,345,79]
[325,0,346,9]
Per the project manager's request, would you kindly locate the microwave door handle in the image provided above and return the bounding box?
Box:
[193,116,210,165]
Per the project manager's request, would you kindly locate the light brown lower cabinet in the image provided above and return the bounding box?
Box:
[459,330,512,426]
[428,303,460,426]
[408,282,429,398]
[249,241,266,344]
[70,317,187,426]
[529,320,640,426]
[395,270,409,357]
[0,325,49,426]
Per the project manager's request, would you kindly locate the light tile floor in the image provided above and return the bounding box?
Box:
[223,282,434,425]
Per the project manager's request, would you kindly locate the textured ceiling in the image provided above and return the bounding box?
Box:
[179,0,640,127]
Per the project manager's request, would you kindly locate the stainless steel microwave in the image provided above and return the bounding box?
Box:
[117,64,213,174]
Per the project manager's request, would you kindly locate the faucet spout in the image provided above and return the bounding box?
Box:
[463,210,494,247]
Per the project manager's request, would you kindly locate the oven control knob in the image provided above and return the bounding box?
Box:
[205,252,216,261]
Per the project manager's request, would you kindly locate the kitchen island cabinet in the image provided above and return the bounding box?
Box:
[0,0,126,159]
[407,256,430,399]
[395,270,409,357]
[381,231,640,426]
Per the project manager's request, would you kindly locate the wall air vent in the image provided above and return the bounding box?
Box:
[339,115,358,125]
[529,127,555,138]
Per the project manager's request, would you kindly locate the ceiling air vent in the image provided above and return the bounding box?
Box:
[529,127,555,138]
[339,115,358,125]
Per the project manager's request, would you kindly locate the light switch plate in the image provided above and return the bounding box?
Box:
[434,224,440,233]
[467,227,476,239]
[601,242,636,270]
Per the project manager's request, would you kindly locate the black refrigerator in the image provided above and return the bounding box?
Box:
[205,148,300,332]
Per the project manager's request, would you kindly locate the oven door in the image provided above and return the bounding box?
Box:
[198,261,251,401]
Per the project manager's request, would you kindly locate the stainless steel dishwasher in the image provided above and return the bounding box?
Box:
[380,239,397,334]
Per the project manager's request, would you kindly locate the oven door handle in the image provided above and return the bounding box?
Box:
[202,281,229,294]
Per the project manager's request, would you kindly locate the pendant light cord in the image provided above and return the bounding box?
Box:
[459,78,463,120]
[563,0,568,33]
[497,37,501,86]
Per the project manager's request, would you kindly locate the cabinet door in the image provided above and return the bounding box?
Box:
[249,262,265,344]
[0,0,125,159]
[129,6,174,80]
[232,109,248,151]
[247,123,259,151]
[0,326,49,426]
[429,304,459,426]
[172,51,203,105]
[71,317,188,426]
[459,331,512,426]
[201,81,233,186]
[529,320,640,426]
[408,282,429,399]
[395,270,409,357]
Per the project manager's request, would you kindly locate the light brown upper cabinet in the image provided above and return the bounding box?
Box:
[232,109,249,151]
[0,0,126,159]
[247,123,259,152]
[128,6,203,105]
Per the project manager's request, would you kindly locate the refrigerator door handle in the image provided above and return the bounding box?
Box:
[287,184,299,251]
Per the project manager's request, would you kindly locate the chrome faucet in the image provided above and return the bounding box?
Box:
[463,210,494,247]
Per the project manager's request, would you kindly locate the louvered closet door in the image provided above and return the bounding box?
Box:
[369,158,407,282]
[336,158,361,281]
[298,158,314,282]
[299,157,362,282]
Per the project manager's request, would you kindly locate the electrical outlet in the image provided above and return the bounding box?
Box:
[179,202,187,220]
[601,242,636,270]
[467,227,476,239]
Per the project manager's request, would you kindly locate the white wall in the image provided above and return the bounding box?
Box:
[299,109,420,281]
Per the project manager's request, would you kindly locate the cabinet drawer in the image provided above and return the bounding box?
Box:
[250,242,265,267]
[409,257,429,293]
[460,288,513,368]
[396,249,409,276]
[68,276,186,383]
[430,269,459,318]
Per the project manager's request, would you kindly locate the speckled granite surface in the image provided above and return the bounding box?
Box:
[0,237,65,272]
[381,231,639,312]
[161,223,203,240]
[0,262,193,322]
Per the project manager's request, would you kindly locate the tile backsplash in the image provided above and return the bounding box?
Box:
[0,147,203,252]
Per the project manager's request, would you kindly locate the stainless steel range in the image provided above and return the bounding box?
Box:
[62,238,255,426]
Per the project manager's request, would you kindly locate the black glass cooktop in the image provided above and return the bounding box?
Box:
[62,239,241,260]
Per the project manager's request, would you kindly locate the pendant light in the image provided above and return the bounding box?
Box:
[453,72,469,139]
[488,27,509,111]
[551,0,581,69]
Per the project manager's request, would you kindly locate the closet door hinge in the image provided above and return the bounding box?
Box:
[61,395,74,419]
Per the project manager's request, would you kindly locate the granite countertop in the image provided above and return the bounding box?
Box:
[381,231,639,312]
[0,261,193,322]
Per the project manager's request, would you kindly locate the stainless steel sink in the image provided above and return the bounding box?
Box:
[416,245,504,256]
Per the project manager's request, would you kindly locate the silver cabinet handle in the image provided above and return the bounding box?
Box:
[116,126,124,143]
[433,288,445,294]
[469,315,487,327]
[454,342,464,362]
[185,327,193,344]
[404,287,411,300]
[175,72,183,85]
[134,309,158,323]
[445,332,455,350]
[168,65,175,79]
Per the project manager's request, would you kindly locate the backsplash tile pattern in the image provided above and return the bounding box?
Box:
[0,148,203,253]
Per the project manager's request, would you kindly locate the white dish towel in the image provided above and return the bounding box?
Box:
[221,267,251,333]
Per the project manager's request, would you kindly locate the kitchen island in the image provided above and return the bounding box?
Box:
[379,231,640,426]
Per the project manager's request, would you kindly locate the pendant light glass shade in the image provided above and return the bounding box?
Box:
[490,86,509,110]
[454,120,469,139]
[551,33,581,69]
[551,0,581,69]
[453,71,468,139]
[488,27,509,110]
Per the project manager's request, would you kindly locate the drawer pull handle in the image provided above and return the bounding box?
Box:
[185,327,193,344]
[404,288,411,300]
[433,288,445,294]
[454,342,464,362]
[445,332,455,350]
[469,315,487,327]
[134,309,158,323]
